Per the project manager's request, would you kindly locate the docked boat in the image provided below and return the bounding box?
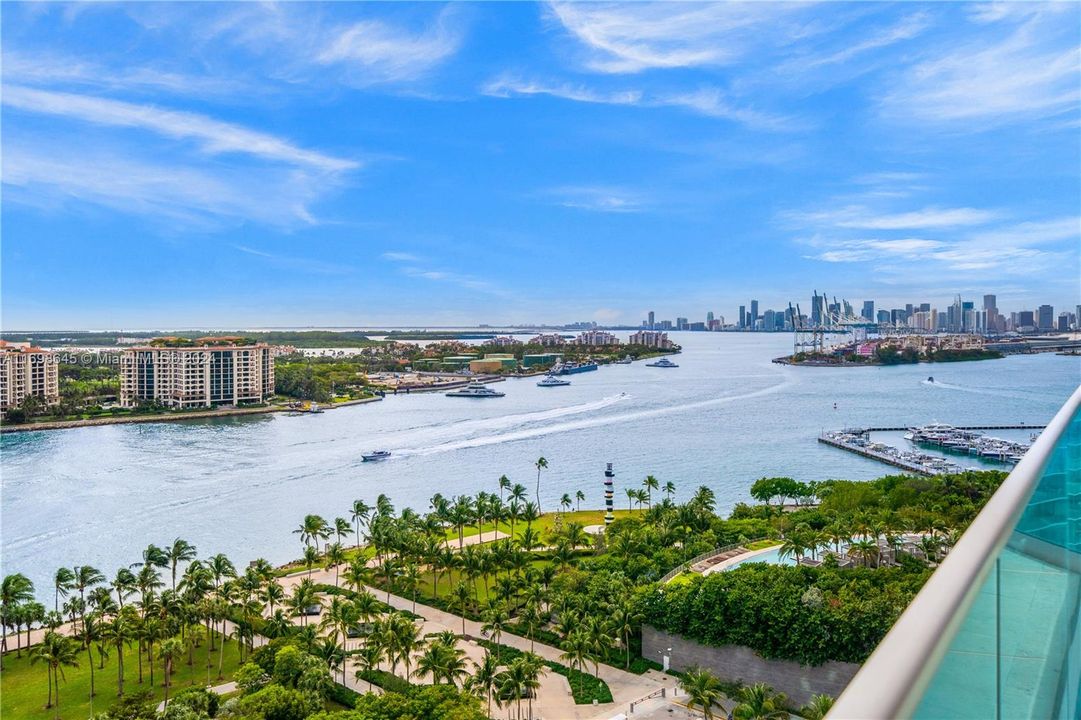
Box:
[361,450,391,462]
[646,357,679,368]
[446,382,505,398]
[615,355,633,364]
[309,403,324,413]
[537,375,571,387]
[551,361,598,375]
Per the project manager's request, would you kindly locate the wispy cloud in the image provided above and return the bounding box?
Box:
[482,76,791,130]
[3,85,357,173]
[801,12,931,68]
[233,245,350,275]
[381,251,421,262]
[789,205,999,231]
[881,10,1081,124]
[542,185,645,213]
[547,2,808,73]
[381,252,505,296]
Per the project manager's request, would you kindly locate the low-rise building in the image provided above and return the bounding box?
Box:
[469,357,518,373]
[490,336,522,347]
[120,340,274,409]
[0,341,60,415]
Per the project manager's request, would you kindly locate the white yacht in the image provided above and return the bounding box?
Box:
[537,375,571,387]
[646,357,679,368]
[446,382,506,398]
[362,450,391,462]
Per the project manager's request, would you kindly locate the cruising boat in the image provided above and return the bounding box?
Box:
[537,375,571,387]
[362,450,391,462]
[445,382,506,398]
[646,357,679,368]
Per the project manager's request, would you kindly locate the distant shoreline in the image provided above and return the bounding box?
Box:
[0,396,383,434]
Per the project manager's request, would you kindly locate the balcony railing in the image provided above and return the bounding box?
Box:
[830,385,1081,720]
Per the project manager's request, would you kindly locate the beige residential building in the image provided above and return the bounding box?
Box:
[0,341,60,414]
[120,342,275,409]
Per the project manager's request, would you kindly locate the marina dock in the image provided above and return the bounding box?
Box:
[851,424,1045,432]
[818,432,947,475]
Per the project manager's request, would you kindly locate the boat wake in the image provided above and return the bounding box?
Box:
[398,378,794,457]
[920,379,1036,402]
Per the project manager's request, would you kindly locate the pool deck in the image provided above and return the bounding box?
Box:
[701,544,784,575]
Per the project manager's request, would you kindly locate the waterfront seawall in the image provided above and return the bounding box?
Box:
[642,625,860,706]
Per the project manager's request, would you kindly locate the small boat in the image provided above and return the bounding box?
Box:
[927,376,935,383]
[615,355,633,364]
[537,375,571,387]
[646,357,679,368]
[446,382,506,398]
[309,403,324,413]
[362,451,391,462]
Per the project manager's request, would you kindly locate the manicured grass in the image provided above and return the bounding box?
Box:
[275,544,374,576]
[746,539,783,551]
[445,509,640,543]
[476,640,613,705]
[0,634,245,720]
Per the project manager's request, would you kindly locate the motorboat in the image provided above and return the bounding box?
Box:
[615,355,633,364]
[646,357,679,368]
[446,382,506,398]
[537,375,571,387]
[927,376,935,383]
[551,361,598,375]
[362,450,391,462]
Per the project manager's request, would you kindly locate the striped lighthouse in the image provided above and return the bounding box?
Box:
[604,463,615,525]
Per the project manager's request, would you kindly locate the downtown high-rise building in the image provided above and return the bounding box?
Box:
[862,300,875,321]
[749,300,759,330]
[738,305,746,329]
[1038,304,1054,330]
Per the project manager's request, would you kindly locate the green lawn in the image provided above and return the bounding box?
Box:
[444,509,640,543]
[1,634,245,720]
[745,539,783,551]
[411,560,555,605]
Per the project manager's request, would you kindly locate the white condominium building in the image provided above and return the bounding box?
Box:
[574,330,620,345]
[120,342,275,409]
[0,341,60,415]
[628,330,674,349]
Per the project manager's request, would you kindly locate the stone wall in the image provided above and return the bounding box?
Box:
[642,625,860,706]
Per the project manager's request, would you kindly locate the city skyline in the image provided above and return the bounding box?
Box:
[2,2,1080,329]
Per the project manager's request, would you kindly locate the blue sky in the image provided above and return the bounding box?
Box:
[2,2,1079,329]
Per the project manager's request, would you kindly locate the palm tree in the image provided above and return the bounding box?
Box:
[680,666,725,720]
[303,545,321,578]
[288,579,320,628]
[575,489,585,511]
[482,605,510,660]
[643,475,659,508]
[104,610,133,696]
[534,456,548,512]
[31,631,80,719]
[800,694,834,720]
[734,682,789,720]
[559,630,593,697]
[634,488,649,510]
[111,568,136,611]
[452,581,470,635]
[664,480,676,500]
[333,516,352,545]
[324,542,346,586]
[82,611,104,700]
[560,493,573,515]
[355,640,385,691]
[498,475,511,505]
[294,514,330,553]
[414,638,468,686]
[165,538,198,591]
[1,573,35,657]
[159,637,183,708]
[72,565,105,636]
[610,600,643,669]
[52,568,75,615]
[260,582,285,614]
[626,487,637,511]
[351,499,371,548]
[467,651,500,718]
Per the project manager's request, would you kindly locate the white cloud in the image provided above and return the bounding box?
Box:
[233,246,350,275]
[482,76,642,105]
[547,2,807,73]
[792,205,999,231]
[381,251,421,262]
[3,85,356,173]
[543,186,645,213]
[316,14,462,83]
[881,13,1081,123]
[801,12,930,68]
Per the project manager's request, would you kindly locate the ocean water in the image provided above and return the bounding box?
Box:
[2,332,1077,596]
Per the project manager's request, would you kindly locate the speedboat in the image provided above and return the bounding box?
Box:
[537,375,571,387]
[446,382,506,398]
[646,357,679,368]
[362,450,391,462]
[927,376,935,383]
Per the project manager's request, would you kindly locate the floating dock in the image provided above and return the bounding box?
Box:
[818,433,943,475]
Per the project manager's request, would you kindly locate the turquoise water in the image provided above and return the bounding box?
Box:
[2,332,1077,598]
[725,547,794,569]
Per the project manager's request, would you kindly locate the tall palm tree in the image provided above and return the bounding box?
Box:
[559,630,593,697]
[165,538,198,591]
[626,487,637,511]
[734,682,789,720]
[663,480,676,499]
[158,637,183,709]
[82,612,104,700]
[303,546,321,578]
[294,514,330,553]
[111,568,137,611]
[104,609,133,697]
[482,605,510,660]
[534,457,548,512]
[452,581,470,635]
[680,666,724,720]
[575,489,585,511]
[72,565,105,637]
[324,542,346,586]
[355,640,385,691]
[643,475,659,508]
[351,499,372,548]
[52,568,75,615]
[498,475,511,505]
[610,600,643,669]
[260,582,285,614]
[559,493,572,515]
[31,631,80,719]
[467,651,500,718]
[1,573,35,657]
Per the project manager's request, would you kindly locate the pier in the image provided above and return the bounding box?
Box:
[818,433,941,475]
[849,424,1044,432]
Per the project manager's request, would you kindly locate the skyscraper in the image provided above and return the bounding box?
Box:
[749,300,759,330]
[862,300,874,321]
[647,311,655,330]
[738,305,746,329]
[1038,305,1054,330]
